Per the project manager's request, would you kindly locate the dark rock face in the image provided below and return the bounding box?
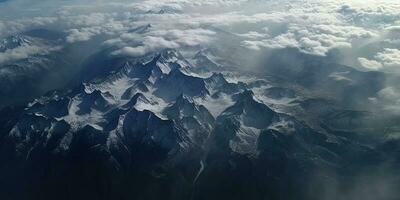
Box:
[154,69,209,101]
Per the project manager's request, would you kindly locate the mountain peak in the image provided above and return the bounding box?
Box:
[220,90,276,129]
[234,90,255,102]
[206,73,229,86]
[76,89,112,114]
[122,93,150,110]
[122,108,185,155]
[0,35,32,52]
[209,72,226,81]
[175,93,194,104]
[160,49,181,59]
[154,68,209,101]
[150,49,182,63]
[139,49,187,76]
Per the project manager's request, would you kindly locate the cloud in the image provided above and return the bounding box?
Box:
[66,28,101,43]
[0,44,61,64]
[0,17,57,38]
[150,28,215,46]
[379,87,400,100]
[0,0,399,66]
[358,48,400,71]
[131,0,247,11]
[0,45,43,64]
[0,0,395,58]
[237,31,269,39]
[112,36,180,56]
[328,71,353,82]
[241,24,362,56]
[111,28,215,57]
[375,87,400,113]
[358,57,383,70]
[376,48,400,67]
[64,13,112,27]
[338,1,400,28]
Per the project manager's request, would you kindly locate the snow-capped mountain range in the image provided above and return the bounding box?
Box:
[1,47,397,200]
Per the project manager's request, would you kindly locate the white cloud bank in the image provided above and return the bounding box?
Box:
[0,40,61,65]
[359,48,400,71]
[1,0,400,70]
[111,28,216,56]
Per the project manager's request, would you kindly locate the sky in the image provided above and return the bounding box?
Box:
[1,0,400,111]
